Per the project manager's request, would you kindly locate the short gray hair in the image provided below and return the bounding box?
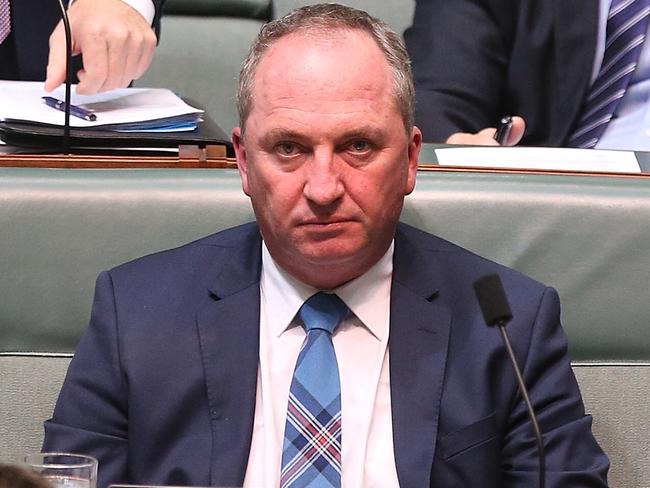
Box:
[236,3,415,133]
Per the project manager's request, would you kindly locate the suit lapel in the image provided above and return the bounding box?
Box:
[195,226,262,487]
[552,0,599,142]
[389,226,451,488]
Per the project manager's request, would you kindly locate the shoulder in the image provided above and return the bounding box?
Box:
[395,222,550,307]
[396,222,525,273]
[106,222,260,290]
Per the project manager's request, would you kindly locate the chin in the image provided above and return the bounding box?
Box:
[299,243,370,272]
[274,238,380,288]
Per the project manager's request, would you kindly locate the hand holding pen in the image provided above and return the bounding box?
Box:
[493,115,525,145]
[494,116,513,145]
[446,116,526,146]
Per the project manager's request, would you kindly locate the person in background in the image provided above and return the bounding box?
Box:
[0,0,164,94]
[43,3,608,487]
[406,0,650,150]
[0,465,51,488]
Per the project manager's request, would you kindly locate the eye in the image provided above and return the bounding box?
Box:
[275,142,300,156]
[348,140,371,153]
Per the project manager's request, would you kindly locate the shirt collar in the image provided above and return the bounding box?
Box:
[260,241,394,341]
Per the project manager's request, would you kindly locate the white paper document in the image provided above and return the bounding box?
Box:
[433,146,642,174]
[0,80,203,130]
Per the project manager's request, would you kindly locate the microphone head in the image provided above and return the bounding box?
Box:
[473,274,513,326]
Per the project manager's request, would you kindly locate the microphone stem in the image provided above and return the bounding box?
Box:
[498,323,546,488]
[57,0,72,154]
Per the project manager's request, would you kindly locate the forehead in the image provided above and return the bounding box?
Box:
[249,28,397,121]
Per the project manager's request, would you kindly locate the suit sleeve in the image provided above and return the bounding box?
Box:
[404,0,513,142]
[502,287,609,486]
[152,0,165,39]
[43,271,129,488]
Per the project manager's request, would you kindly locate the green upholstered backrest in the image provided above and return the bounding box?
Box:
[404,171,650,361]
[2,167,649,361]
[0,168,254,352]
[271,0,416,36]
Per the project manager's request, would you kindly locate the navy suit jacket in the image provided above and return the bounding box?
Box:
[44,222,609,487]
[3,0,164,81]
[405,0,598,146]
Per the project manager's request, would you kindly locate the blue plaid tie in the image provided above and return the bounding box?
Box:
[568,0,650,148]
[280,292,348,488]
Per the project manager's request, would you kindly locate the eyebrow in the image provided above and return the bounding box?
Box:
[260,126,388,145]
[338,127,387,141]
[261,129,307,144]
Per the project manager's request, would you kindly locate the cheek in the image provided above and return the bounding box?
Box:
[250,176,303,226]
[349,170,407,219]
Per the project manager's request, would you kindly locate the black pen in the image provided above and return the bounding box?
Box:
[42,96,97,122]
[493,115,512,145]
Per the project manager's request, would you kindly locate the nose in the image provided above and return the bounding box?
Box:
[303,150,344,206]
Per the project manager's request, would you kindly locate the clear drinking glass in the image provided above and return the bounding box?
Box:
[23,453,98,488]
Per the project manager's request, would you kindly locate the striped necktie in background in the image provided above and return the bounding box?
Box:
[0,0,10,45]
[568,0,650,148]
[281,292,348,488]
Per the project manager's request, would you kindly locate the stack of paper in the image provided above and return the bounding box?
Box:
[0,81,204,132]
[432,146,641,174]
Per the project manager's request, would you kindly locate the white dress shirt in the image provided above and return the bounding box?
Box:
[243,242,400,487]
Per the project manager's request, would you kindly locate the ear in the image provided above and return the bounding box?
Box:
[404,126,422,195]
[232,127,251,196]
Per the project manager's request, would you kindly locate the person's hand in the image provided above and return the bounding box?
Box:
[45,0,157,94]
[445,116,526,146]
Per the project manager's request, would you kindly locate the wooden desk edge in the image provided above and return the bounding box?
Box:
[1,150,649,178]
[0,144,238,169]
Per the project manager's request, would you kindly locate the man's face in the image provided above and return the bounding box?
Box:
[233,29,421,288]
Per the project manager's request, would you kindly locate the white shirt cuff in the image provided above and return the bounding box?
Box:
[120,0,156,25]
[68,0,156,26]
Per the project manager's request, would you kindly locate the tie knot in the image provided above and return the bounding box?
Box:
[299,292,348,334]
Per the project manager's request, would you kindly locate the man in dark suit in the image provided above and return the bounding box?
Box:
[404,0,606,147]
[43,4,609,487]
[0,0,164,94]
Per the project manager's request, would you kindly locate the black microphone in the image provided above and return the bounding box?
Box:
[473,274,546,488]
[56,0,73,154]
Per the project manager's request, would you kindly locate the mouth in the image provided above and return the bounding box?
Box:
[299,219,352,233]
[301,217,350,226]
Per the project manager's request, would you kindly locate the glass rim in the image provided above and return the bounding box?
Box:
[24,452,98,470]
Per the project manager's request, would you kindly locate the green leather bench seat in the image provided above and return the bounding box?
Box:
[1,167,649,486]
